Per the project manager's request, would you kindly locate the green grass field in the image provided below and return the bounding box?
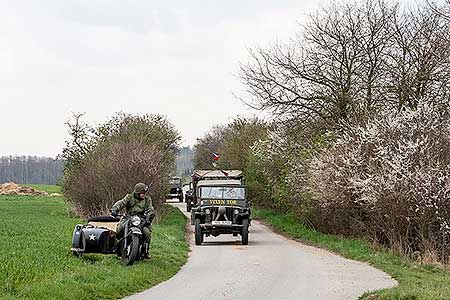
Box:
[253,208,450,300]
[25,184,62,194]
[0,192,188,300]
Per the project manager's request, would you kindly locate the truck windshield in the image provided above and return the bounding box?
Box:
[200,187,245,200]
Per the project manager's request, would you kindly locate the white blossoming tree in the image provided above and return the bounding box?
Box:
[309,106,450,262]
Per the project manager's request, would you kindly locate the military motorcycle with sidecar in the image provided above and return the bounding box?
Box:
[71,213,153,265]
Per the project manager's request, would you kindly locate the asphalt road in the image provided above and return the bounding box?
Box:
[126,201,396,300]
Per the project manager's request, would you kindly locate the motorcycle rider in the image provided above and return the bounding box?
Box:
[111,183,154,259]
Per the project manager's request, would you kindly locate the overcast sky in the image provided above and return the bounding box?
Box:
[0,0,328,157]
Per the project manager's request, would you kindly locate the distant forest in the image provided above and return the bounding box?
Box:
[0,147,194,185]
[0,156,64,185]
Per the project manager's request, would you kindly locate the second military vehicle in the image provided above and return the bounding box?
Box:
[168,177,183,202]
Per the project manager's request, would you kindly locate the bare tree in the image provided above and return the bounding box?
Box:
[388,5,450,113]
[426,0,450,21]
[240,0,397,125]
[240,0,450,123]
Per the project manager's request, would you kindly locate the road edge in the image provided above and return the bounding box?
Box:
[252,210,400,299]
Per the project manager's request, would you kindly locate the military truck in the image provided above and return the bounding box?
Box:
[186,170,244,212]
[190,170,250,245]
[167,177,183,202]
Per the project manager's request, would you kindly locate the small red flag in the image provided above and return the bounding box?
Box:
[212,152,220,161]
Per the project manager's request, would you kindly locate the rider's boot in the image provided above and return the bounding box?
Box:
[141,241,151,260]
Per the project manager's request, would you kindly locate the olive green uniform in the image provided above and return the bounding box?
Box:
[112,193,154,243]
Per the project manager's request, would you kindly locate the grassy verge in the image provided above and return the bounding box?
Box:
[253,208,450,300]
[0,193,188,300]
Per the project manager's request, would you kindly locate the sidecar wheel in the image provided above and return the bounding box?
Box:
[121,235,139,266]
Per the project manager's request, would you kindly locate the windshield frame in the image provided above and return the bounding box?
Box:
[199,186,246,200]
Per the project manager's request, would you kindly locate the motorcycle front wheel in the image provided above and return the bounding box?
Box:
[121,234,139,266]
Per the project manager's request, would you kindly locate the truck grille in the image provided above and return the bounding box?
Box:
[211,207,234,222]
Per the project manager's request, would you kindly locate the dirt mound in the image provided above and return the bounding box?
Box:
[0,182,49,196]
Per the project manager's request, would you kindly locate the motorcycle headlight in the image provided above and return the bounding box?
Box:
[234,209,240,215]
[205,208,211,215]
[131,216,141,226]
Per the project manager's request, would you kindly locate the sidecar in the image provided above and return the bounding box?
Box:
[71,216,120,256]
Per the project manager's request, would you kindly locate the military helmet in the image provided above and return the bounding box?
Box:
[134,183,149,194]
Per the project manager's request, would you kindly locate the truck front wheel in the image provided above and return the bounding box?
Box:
[241,218,249,245]
[194,218,203,245]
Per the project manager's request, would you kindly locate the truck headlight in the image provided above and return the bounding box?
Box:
[234,209,240,215]
[131,216,141,226]
[205,208,211,215]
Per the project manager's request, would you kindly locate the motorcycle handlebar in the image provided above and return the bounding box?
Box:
[111,214,153,223]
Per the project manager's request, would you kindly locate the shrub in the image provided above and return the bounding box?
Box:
[309,106,450,262]
[193,117,269,171]
[193,125,227,170]
[62,113,180,217]
[249,122,328,216]
[192,117,271,210]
